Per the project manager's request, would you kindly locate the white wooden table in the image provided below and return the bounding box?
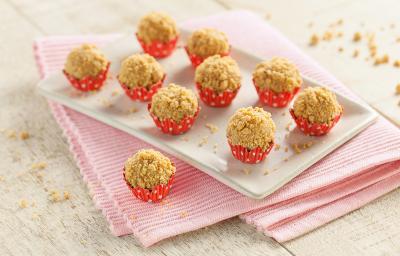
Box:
[1,0,400,255]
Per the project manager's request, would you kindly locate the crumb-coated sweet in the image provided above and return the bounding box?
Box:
[118,53,164,89]
[137,12,179,44]
[64,44,108,80]
[293,87,342,124]
[227,107,276,150]
[252,57,302,93]
[150,83,198,122]
[195,55,241,93]
[186,28,230,58]
[124,149,175,189]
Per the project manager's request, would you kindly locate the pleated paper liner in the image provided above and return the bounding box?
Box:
[136,34,179,58]
[118,75,165,102]
[63,63,110,92]
[195,83,240,107]
[290,108,343,136]
[148,104,200,135]
[123,172,175,203]
[184,47,230,68]
[228,142,274,164]
[253,79,300,108]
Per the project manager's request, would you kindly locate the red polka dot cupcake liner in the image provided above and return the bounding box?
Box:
[118,75,165,102]
[136,34,179,58]
[63,63,110,92]
[228,142,274,164]
[148,104,200,135]
[195,83,240,107]
[123,172,174,203]
[253,79,300,108]
[289,108,343,136]
[184,47,230,68]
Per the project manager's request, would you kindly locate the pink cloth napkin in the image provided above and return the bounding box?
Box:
[34,11,400,247]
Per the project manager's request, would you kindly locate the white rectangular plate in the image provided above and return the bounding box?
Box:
[37,30,378,199]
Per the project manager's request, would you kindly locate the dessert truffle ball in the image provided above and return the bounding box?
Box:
[137,12,179,44]
[293,87,342,124]
[195,55,241,93]
[118,53,164,89]
[186,28,230,58]
[227,107,276,150]
[64,44,108,79]
[150,83,198,122]
[124,149,175,189]
[252,57,302,93]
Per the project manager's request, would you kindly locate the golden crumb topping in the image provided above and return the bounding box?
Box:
[150,83,198,122]
[64,44,108,79]
[293,87,342,124]
[124,149,175,189]
[253,57,302,93]
[195,55,241,93]
[118,53,164,89]
[227,107,275,150]
[137,12,179,44]
[186,28,230,58]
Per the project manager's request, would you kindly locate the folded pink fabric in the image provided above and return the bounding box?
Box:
[34,11,400,247]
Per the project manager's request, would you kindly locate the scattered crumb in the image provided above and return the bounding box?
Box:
[284,157,289,162]
[63,191,71,200]
[179,211,188,218]
[337,31,343,38]
[396,84,400,95]
[353,32,362,42]
[302,141,314,149]
[284,146,289,152]
[291,143,302,154]
[19,131,30,140]
[242,168,251,175]
[263,169,269,175]
[99,98,113,108]
[0,175,4,182]
[198,136,208,147]
[31,212,40,220]
[309,34,319,46]
[7,130,17,139]
[338,47,344,52]
[353,49,359,58]
[19,199,28,209]
[374,54,389,65]
[127,106,138,114]
[129,214,137,221]
[205,123,219,134]
[49,190,62,202]
[394,60,400,68]
[322,31,333,41]
[274,144,281,151]
[281,112,286,116]
[31,162,47,170]
[265,13,271,20]
[396,37,400,43]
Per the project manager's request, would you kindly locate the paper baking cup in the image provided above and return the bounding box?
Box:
[196,83,240,107]
[123,172,174,203]
[136,34,178,58]
[184,47,230,68]
[290,108,343,136]
[148,104,200,135]
[228,142,274,164]
[253,80,300,108]
[119,75,165,102]
[63,63,110,92]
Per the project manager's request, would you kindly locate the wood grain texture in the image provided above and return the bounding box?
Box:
[0,0,399,255]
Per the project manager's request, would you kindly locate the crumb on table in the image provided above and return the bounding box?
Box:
[309,34,319,46]
[19,131,30,140]
[19,199,28,208]
[31,162,47,170]
[274,144,281,151]
[374,54,389,65]
[396,83,400,95]
[353,32,362,42]
[49,190,62,202]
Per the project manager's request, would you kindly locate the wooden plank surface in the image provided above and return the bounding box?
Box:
[0,0,399,255]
